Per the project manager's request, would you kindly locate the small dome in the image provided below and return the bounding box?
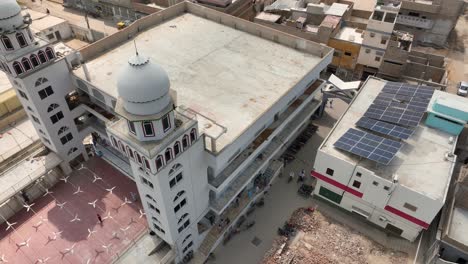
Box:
[0,0,21,20]
[117,54,172,116]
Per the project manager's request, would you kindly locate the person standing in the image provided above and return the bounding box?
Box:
[289,171,294,182]
[298,169,305,182]
[97,213,103,224]
[329,99,334,109]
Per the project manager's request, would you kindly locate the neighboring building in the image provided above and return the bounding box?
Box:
[327,26,363,78]
[63,0,147,20]
[0,72,25,130]
[312,77,459,241]
[0,0,333,263]
[396,0,465,47]
[28,10,73,43]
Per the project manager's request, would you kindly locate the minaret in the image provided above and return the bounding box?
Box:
[107,52,209,262]
[0,0,87,174]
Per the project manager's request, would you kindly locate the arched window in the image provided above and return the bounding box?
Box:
[30,54,39,67]
[57,126,69,135]
[21,58,32,71]
[182,135,190,150]
[152,216,161,224]
[12,61,23,75]
[165,148,173,163]
[177,213,189,225]
[155,155,164,171]
[174,141,181,157]
[111,136,118,147]
[145,194,157,203]
[38,50,48,63]
[1,36,13,50]
[68,147,78,155]
[143,157,151,172]
[118,141,126,155]
[126,146,134,160]
[16,33,27,48]
[173,190,186,202]
[182,234,192,244]
[168,163,182,176]
[135,152,142,164]
[47,103,59,112]
[190,128,197,142]
[35,77,48,87]
[45,47,55,60]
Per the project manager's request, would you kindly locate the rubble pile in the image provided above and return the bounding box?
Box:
[262,208,409,264]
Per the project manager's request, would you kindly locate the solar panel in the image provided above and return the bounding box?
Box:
[364,104,424,127]
[334,128,402,165]
[374,92,431,112]
[356,116,414,140]
[382,82,435,99]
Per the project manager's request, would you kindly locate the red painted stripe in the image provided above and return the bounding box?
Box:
[311,171,363,198]
[384,205,430,229]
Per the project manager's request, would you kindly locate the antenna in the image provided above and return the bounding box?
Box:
[133,40,139,56]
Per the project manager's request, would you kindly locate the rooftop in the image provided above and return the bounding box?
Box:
[320,77,455,201]
[334,27,364,44]
[0,71,11,95]
[74,4,330,152]
[27,9,67,32]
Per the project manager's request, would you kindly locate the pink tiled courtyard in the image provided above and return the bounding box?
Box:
[0,157,148,264]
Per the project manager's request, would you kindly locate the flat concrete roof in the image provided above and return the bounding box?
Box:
[334,26,364,44]
[27,9,67,32]
[320,77,455,201]
[447,206,468,247]
[74,12,324,152]
[0,72,11,95]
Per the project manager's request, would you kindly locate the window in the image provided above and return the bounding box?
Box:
[408,12,419,17]
[126,146,134,159]
[21,58,32,71]
[128,121,136,135]
[35,77,48,87]
[403,203,417,212]
[370,32,375,38]
[155,155,164,171]
[45,47,55,60]
[173,190,186,202]
[47,103,59,112]
[383,186,390,191]
[27,106,33,112]
[111,136,118,147]
[356,172,362,177]
[38,50,48,63]
[169,163,182,175]
[136,152,142,164]
[178,219,190,233]
[352,180,361,189]
[174,198,187,213]
[30,55,39,67]
[183,241,193,254]
[372,181,379,186]
[57,126,69,135]
[178,213,189,225]
[2,36,13,50]
[148,202,160,213]
[365,49,371,54]
[16,33,27,48]
[32,115,41,124]
[169,172,183,188]
[68,147,78,155]
[344,51,352,56]
[146,194,157,203]
[333,51,342,57]
[143,157,151,171]
[190,128,197,142]
[38,86,54,99]
[326,168,334,176]
[182,234,192,244]
[384,13,396,23]
[162,114,171,132]
[375,56,381,62]
[142,121,155,137]
[182,135,190,149]
[152,217,162,225]
[380,37,388,45]
[13,61,23,75]
[153,223,165,234]
[174,141,181,156]
[60,133,73,145]
[18,90,28,100]
[372,11,384,21]
[118,141,126,155]
[141,176,154,189]
[50,111,64,124]
[165,148,172,163]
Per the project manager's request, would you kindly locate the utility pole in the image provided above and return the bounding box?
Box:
[79,0,95,42]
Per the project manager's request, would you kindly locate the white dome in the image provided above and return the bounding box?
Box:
[117,54,172,116]
[0,0,21,20]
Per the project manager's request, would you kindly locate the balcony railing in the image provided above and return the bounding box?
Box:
[396,15,433,29]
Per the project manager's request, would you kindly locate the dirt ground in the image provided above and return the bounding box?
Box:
[262,208,410,264]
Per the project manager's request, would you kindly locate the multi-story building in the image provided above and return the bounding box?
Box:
[395,0,465,47]
[311,77,463,241]
[0,0,333,262]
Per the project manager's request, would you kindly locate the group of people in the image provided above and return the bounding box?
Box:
[289,169,306,183]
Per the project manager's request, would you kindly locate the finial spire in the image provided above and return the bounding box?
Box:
[133,40,139,56]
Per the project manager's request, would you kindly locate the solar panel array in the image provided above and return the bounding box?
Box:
[356,116,414,140]
[334,128,403,165]
[333,82,435,165]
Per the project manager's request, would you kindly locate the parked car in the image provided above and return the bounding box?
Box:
[457,81,468,96]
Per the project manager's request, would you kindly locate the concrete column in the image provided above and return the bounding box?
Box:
[59,161,73,175]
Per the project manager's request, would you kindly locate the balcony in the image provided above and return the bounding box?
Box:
[401,1,440,14]
[396,15,434,29]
